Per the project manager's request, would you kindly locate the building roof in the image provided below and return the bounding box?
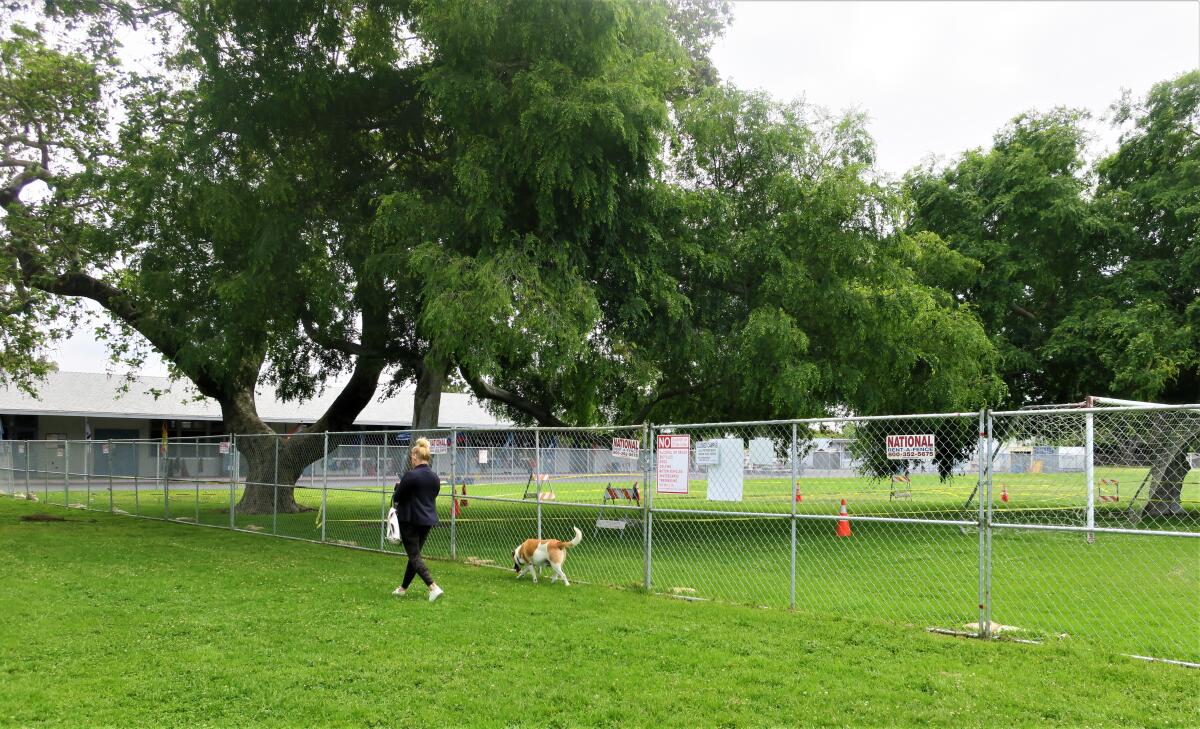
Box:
[0,371,507,428]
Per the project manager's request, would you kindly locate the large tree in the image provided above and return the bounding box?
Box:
[0,0,698,510]
[906,75,1199,407]
[461,86,1006,426]
[905,72,1199,515]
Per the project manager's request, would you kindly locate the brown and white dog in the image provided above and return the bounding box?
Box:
[512,527,583,586]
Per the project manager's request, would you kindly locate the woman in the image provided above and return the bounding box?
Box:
[391,437,443,601]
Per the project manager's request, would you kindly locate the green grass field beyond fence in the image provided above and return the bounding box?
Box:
[1,498,1197,728]
[14,464,1199,663]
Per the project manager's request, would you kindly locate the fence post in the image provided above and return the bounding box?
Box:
[984,411,995,636]
[158,437,165,519]
[24,440,30,499]
[85,441,92,509]
[1085,411,1095,544]
[450,429,458,560]
[321,432,329,543]
[790,422,797,611]
[194,459,200,524]
[644,424,654,591]
[272,436,279,536]
[63,440,69,508]
[107,440,114,513]
[230,435,237,530]
[976,409,988,638]
[379,484,388,552]
[535,428,542,540]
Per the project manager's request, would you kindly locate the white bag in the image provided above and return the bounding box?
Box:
[385,507,401,544]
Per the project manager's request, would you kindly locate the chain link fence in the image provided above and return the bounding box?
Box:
[2,405,1196,662]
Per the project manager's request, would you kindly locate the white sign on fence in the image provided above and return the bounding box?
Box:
[886,434,936,460]
[656,434,690,494]
[611,437,640,460]
[429,438,449,455]
[101,443,109,455]
[478,449,488,464]
[748,437,775,466]
[695,440,720,466]
[219,441,230,455]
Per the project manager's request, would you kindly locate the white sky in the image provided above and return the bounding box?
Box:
[47,0,1200,375]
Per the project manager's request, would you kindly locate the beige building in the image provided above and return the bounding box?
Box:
[0,371,506,479]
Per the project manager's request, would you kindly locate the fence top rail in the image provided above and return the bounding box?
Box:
[990,403,1200,417]
[657,411,982,430]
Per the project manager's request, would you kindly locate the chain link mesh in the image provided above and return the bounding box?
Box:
[3,407,1196,662]
[988,407,1199,659]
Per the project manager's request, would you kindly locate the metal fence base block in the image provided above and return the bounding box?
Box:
[1124,654,1200,669]
[927,628,985,639]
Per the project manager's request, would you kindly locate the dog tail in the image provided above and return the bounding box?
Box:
[563,526,583,548]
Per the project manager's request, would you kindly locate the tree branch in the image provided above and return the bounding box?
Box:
[1010,302,1038,321]
[299,307,370,357]
[631,380,713,424]
[7,238,227,398]
[458,362,566,427]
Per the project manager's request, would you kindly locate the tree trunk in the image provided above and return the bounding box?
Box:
[1142,444,1192,518]
[412,354,449,430]
[221,387,310,515]
[231,431,319,515]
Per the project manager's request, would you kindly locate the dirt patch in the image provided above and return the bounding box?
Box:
[18,513,97,524]
[21,513,67,522]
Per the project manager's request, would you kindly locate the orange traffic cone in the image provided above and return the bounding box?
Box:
[836,499,852,537]
[1000,486,1009,504]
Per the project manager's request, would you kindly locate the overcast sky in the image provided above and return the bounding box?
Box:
[48,0,1200,376]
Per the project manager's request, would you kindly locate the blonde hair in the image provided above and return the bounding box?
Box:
[410,437,431,465]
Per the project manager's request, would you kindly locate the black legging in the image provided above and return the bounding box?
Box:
[399,522,433,589]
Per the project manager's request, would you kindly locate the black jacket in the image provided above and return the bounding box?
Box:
[392,463,441,526]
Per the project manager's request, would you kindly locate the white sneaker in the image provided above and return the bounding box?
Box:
[428,585,444,602]
[392,586,407,596]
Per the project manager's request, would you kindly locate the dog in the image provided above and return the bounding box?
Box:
[512,527,583,586]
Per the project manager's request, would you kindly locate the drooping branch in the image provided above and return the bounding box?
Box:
[10,247,228,398]
[299,280,392,435]
[1010,302,1038,321]
[631,380,714,424]
[299,307,371,358]
[458,361,566,427]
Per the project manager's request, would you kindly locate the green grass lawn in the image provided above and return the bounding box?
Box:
[0,497,1197,728]
[14,465,1200,663]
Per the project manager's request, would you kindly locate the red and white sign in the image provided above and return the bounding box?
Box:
[429,438,449,455]
[656,434,691,494]
[886,434,936,460]
[218,441,230,455]
[101,443,110,455]
[611,437,640,460]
